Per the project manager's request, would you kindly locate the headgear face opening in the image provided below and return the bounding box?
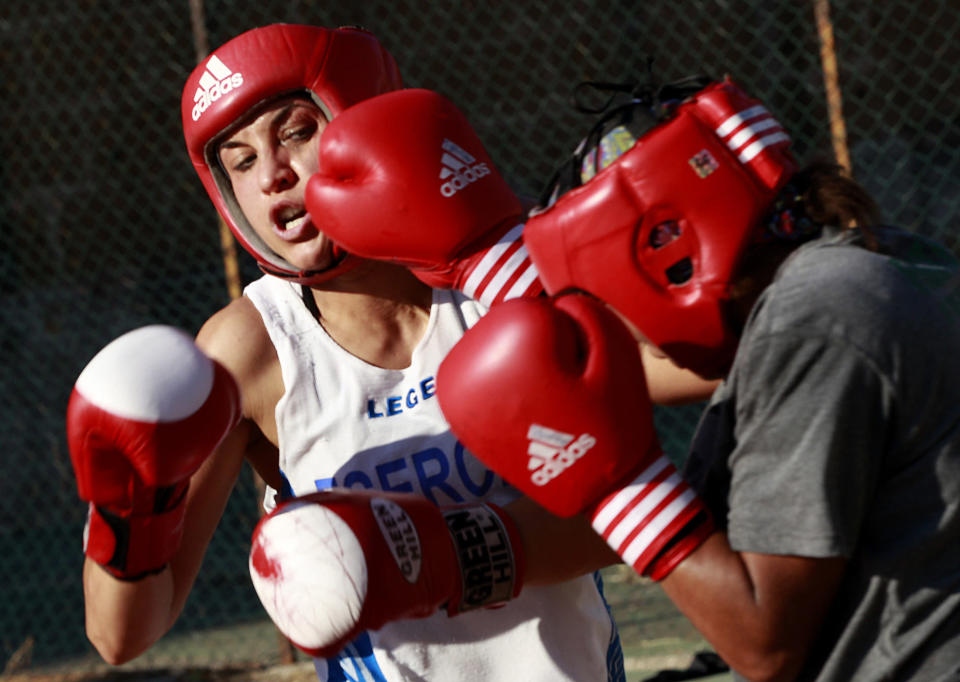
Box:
[181,24,403,285]
[525,78,796,378]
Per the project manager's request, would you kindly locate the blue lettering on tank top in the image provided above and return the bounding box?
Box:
[454,440,494,497]
[312,441,508,504]
[366,376,437,419]
[318,631,387,681]
[420,376,435,398]
[344,471,374,488]
[376,458,414,492]
[413,448,464,503]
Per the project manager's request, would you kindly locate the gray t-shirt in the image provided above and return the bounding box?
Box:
[684,227,960,681]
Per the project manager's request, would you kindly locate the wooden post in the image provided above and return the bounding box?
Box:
[813,0,853,175]
[189,0,243,301]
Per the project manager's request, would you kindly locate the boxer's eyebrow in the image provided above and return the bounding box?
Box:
[220,102,303,149]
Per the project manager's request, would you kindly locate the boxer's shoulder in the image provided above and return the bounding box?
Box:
[197,297,282,429]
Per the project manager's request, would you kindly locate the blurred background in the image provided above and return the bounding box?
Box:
[1,0,957,679]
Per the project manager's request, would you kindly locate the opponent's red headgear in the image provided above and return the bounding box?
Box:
[525,78,796,378]
[181,24,403,284]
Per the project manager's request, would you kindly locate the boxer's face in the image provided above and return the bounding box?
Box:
[218,97,334,271]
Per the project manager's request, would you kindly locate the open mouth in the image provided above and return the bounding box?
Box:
[276,205,306,230]
[271,204,313,240]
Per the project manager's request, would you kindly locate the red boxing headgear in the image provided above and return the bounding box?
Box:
[525,79,796,378]
[181,24,403,285]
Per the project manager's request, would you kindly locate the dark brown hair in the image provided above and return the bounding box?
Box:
[794,160,881,247]
[726,160,882,329]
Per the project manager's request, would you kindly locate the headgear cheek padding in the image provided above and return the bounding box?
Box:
[180,24,403,285]
[525,79,796,377]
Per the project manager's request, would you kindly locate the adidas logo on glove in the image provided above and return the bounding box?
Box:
[191,55,243,121]
[439,138,490,197]
[526,424,596,486]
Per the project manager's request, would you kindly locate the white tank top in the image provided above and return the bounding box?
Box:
[245,275,624,682]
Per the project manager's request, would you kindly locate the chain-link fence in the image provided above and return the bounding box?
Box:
[1,0,957,675]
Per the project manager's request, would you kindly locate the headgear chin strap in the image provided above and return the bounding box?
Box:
[525,77,797,378]
[181,24,403,285]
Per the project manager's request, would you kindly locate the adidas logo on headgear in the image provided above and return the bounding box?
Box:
[526,423,596,486]
[439,138,490,197]
[191,55,244,121]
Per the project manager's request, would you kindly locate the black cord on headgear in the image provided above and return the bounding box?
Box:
[537,63,714,208]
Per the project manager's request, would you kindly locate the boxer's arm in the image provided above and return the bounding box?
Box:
[661,533,846,681]
[83,421,249,663]
[437,295,712,579]
[305,89,541,305]
[609,306,720,406]
[83,299,273,664]
[641,345,720,406]
[504,497,621,585]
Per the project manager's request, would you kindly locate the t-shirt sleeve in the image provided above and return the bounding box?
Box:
[726,330,893,557]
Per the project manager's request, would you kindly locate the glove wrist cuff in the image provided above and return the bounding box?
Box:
[450,222,543,307]
[84,483,188,580]
[441,502,525,614]
[590,455,710,579]
[645,511,715,580]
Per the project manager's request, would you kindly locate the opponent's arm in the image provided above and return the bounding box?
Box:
[304,88,715,406]
[437,294,714,580]
[437,296,846,680]
[661,535,846,682]
[640,344,720,406]
[503,496,621,585]
[305,88,542,307]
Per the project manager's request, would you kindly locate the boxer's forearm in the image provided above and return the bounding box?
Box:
[83,559,175,664]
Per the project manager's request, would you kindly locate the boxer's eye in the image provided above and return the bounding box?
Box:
[649,220,681,249]
[232,153,256,172]
[649,220,691,283]
[280,121,317,145]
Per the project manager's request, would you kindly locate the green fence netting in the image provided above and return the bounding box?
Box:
[1,0,957,674]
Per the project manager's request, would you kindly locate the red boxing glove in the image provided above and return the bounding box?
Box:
[305,88,542,306]
[436,295,712,580]
[249,489,524,658]
[67,326,241,579]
